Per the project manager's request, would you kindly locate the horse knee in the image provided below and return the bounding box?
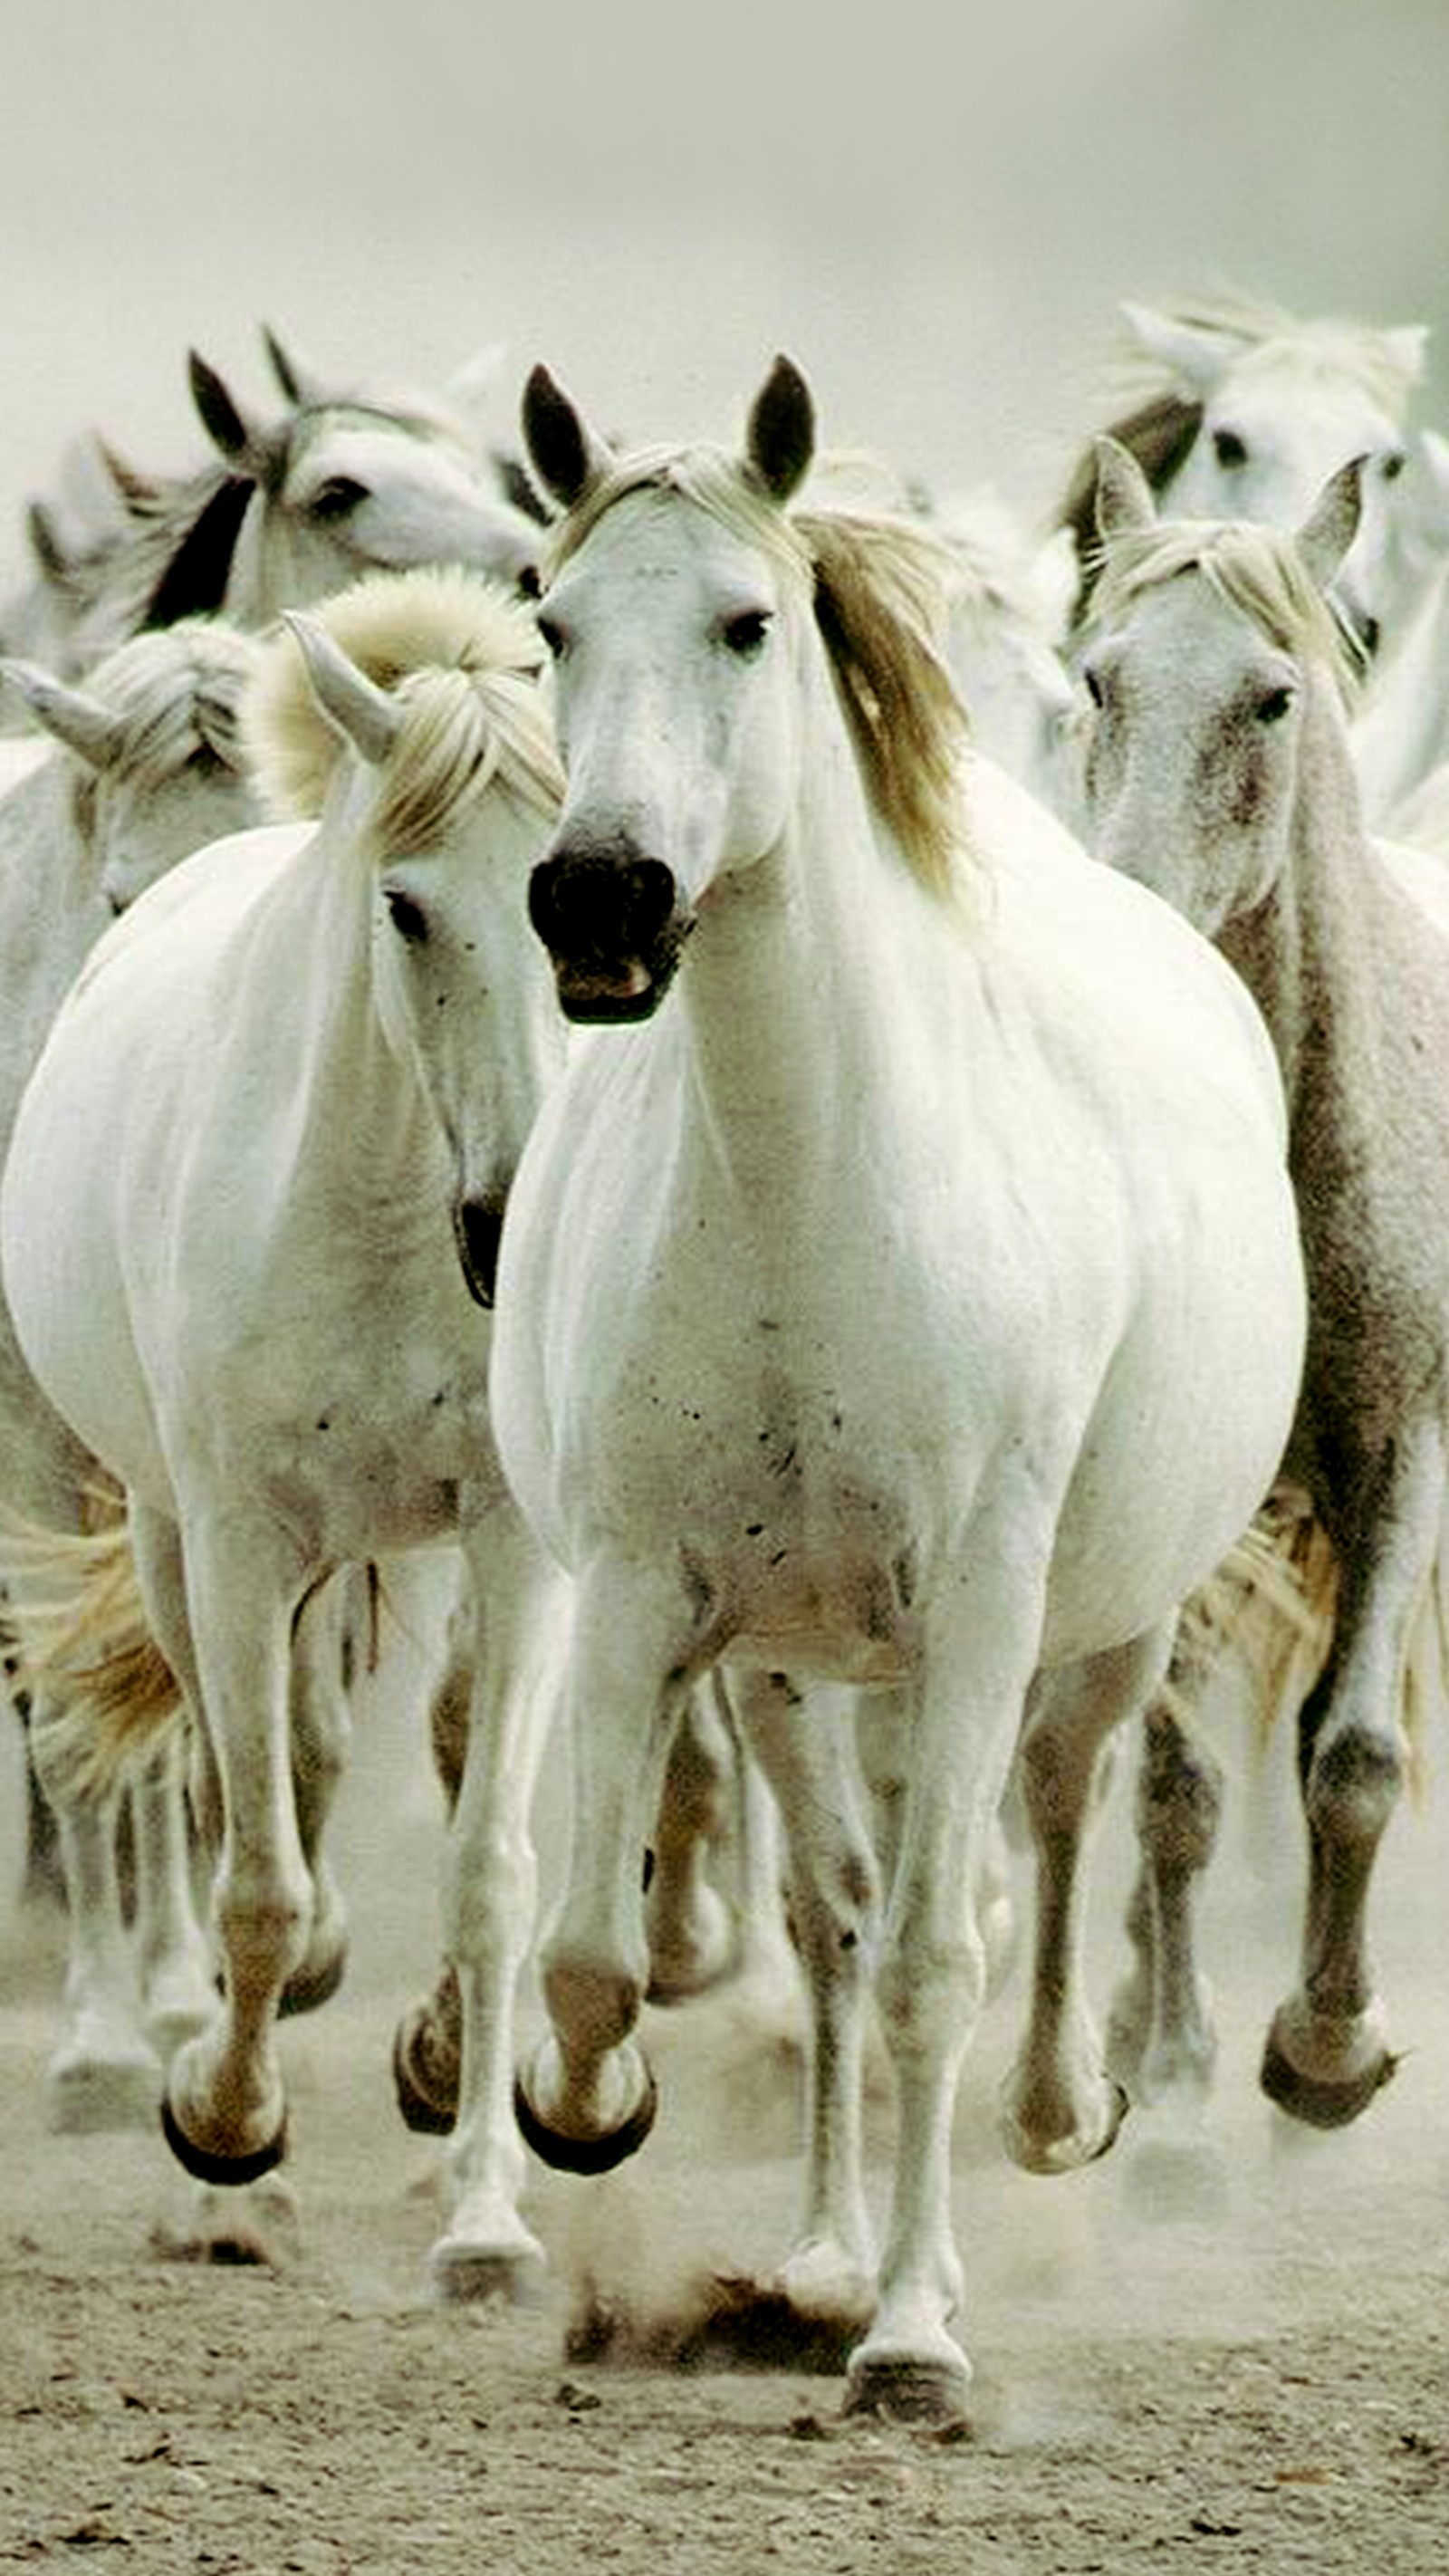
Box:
[1306,1722,1403,1844]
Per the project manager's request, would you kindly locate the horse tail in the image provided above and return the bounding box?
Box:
[1160,1486,1336,1767]
[1169,1485,1447,1808]
[0,1485,181,1803]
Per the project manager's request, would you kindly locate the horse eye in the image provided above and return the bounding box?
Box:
[1213,428,1249,471]
[720,609,772,657]
[1255,686,1294,725]
[1381,451,1406,483]
[187,740,228,778]
[516,563,542,601]
[309,476,369,521]
[1082,664,1105,709]
[384,888,429,944]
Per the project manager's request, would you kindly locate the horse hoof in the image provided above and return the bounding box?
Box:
[392,2017,457,2137]
[513,2062,658,2174]
[1260,2034,1398,2130]
[843,2355,972,2428]
[279,1942,347,2020]
[47,2049,160,2136]
[159,2092,290,2187]
[430,2241,548,2308]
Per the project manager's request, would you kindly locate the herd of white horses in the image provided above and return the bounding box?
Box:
[1,293,1447,2424]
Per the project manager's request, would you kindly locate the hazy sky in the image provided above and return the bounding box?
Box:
[1,0,1446,562]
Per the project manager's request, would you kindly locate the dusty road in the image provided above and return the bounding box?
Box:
[3,1685,1449,2575]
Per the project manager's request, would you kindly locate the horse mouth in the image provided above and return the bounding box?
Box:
[551,952,679,1024]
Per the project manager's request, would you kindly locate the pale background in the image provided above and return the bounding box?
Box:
[0,0,1445,564]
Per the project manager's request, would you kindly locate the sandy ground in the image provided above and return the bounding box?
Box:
[3,1668,1449,2576]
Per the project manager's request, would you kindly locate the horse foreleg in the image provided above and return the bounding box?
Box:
[1001,1624,1173,2174]
[846,1573,1045,2427]
[514,1556,690,2168]
[137,1504,311,2186]
[427,1510,566,2302]
[1262,1431,1443,2128]
[727,1668,878,2329]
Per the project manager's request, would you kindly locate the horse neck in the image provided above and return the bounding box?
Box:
[1218,678,1384,1128]
[677,667,936,1202]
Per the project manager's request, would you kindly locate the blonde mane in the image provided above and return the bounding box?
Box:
[80,619,261,789]
[547,446,974,909]
[245,566,563,850]
[1091,515,1363,708]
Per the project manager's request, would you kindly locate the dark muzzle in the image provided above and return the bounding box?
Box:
[528,845,692,1023]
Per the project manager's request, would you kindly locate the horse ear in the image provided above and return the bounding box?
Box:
[188,351,266,466]
[91,436,159,518]
[521,365,612,512]
[1296,458,1365,592]
[1119,301,1237,396]
[24,501,72,586]
[282,613,402,768]
[1094,436,1157,542]
[261,324,328,409]
[0,658,125,770]
[745,355,815,505]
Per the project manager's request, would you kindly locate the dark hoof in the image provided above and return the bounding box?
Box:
[513,2062,658,2174]
[393,2015,457,2137]
[159,2092,289,2187]
[279,1943,347,2020]
[843,2357,972,2428]
[1260,2036,1398,2130]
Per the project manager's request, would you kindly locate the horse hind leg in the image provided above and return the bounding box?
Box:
[1105,1703,1224,2110]
[277,1577,355,2019]
[1000,1622,1176,2177]
[644,1685,744,2004]
[37,1761,162,2132]
[130,1737,216,2064]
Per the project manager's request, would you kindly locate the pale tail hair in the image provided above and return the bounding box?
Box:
[1,1486,179,1804]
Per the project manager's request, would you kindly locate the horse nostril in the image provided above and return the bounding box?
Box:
[454,1193,507,1308]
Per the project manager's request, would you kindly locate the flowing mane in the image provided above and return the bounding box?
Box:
[1091,515,1363,707]
[546,446,974,908]
[244,565,563,849]
[79,619,260,790]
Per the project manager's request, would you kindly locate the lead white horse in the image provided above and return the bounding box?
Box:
[0,621,264,2128]
[490,357,1305,2420]
[1,569,570,2297]
[1082,443,1449,2129]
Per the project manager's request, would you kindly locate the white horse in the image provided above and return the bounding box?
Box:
[64,346,543,668]
[1058,294,1427,660]
[489,357,1304,2420]
[0,568,569,2296]
[0,620,264,2128]
[1083,442,1449,2128]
